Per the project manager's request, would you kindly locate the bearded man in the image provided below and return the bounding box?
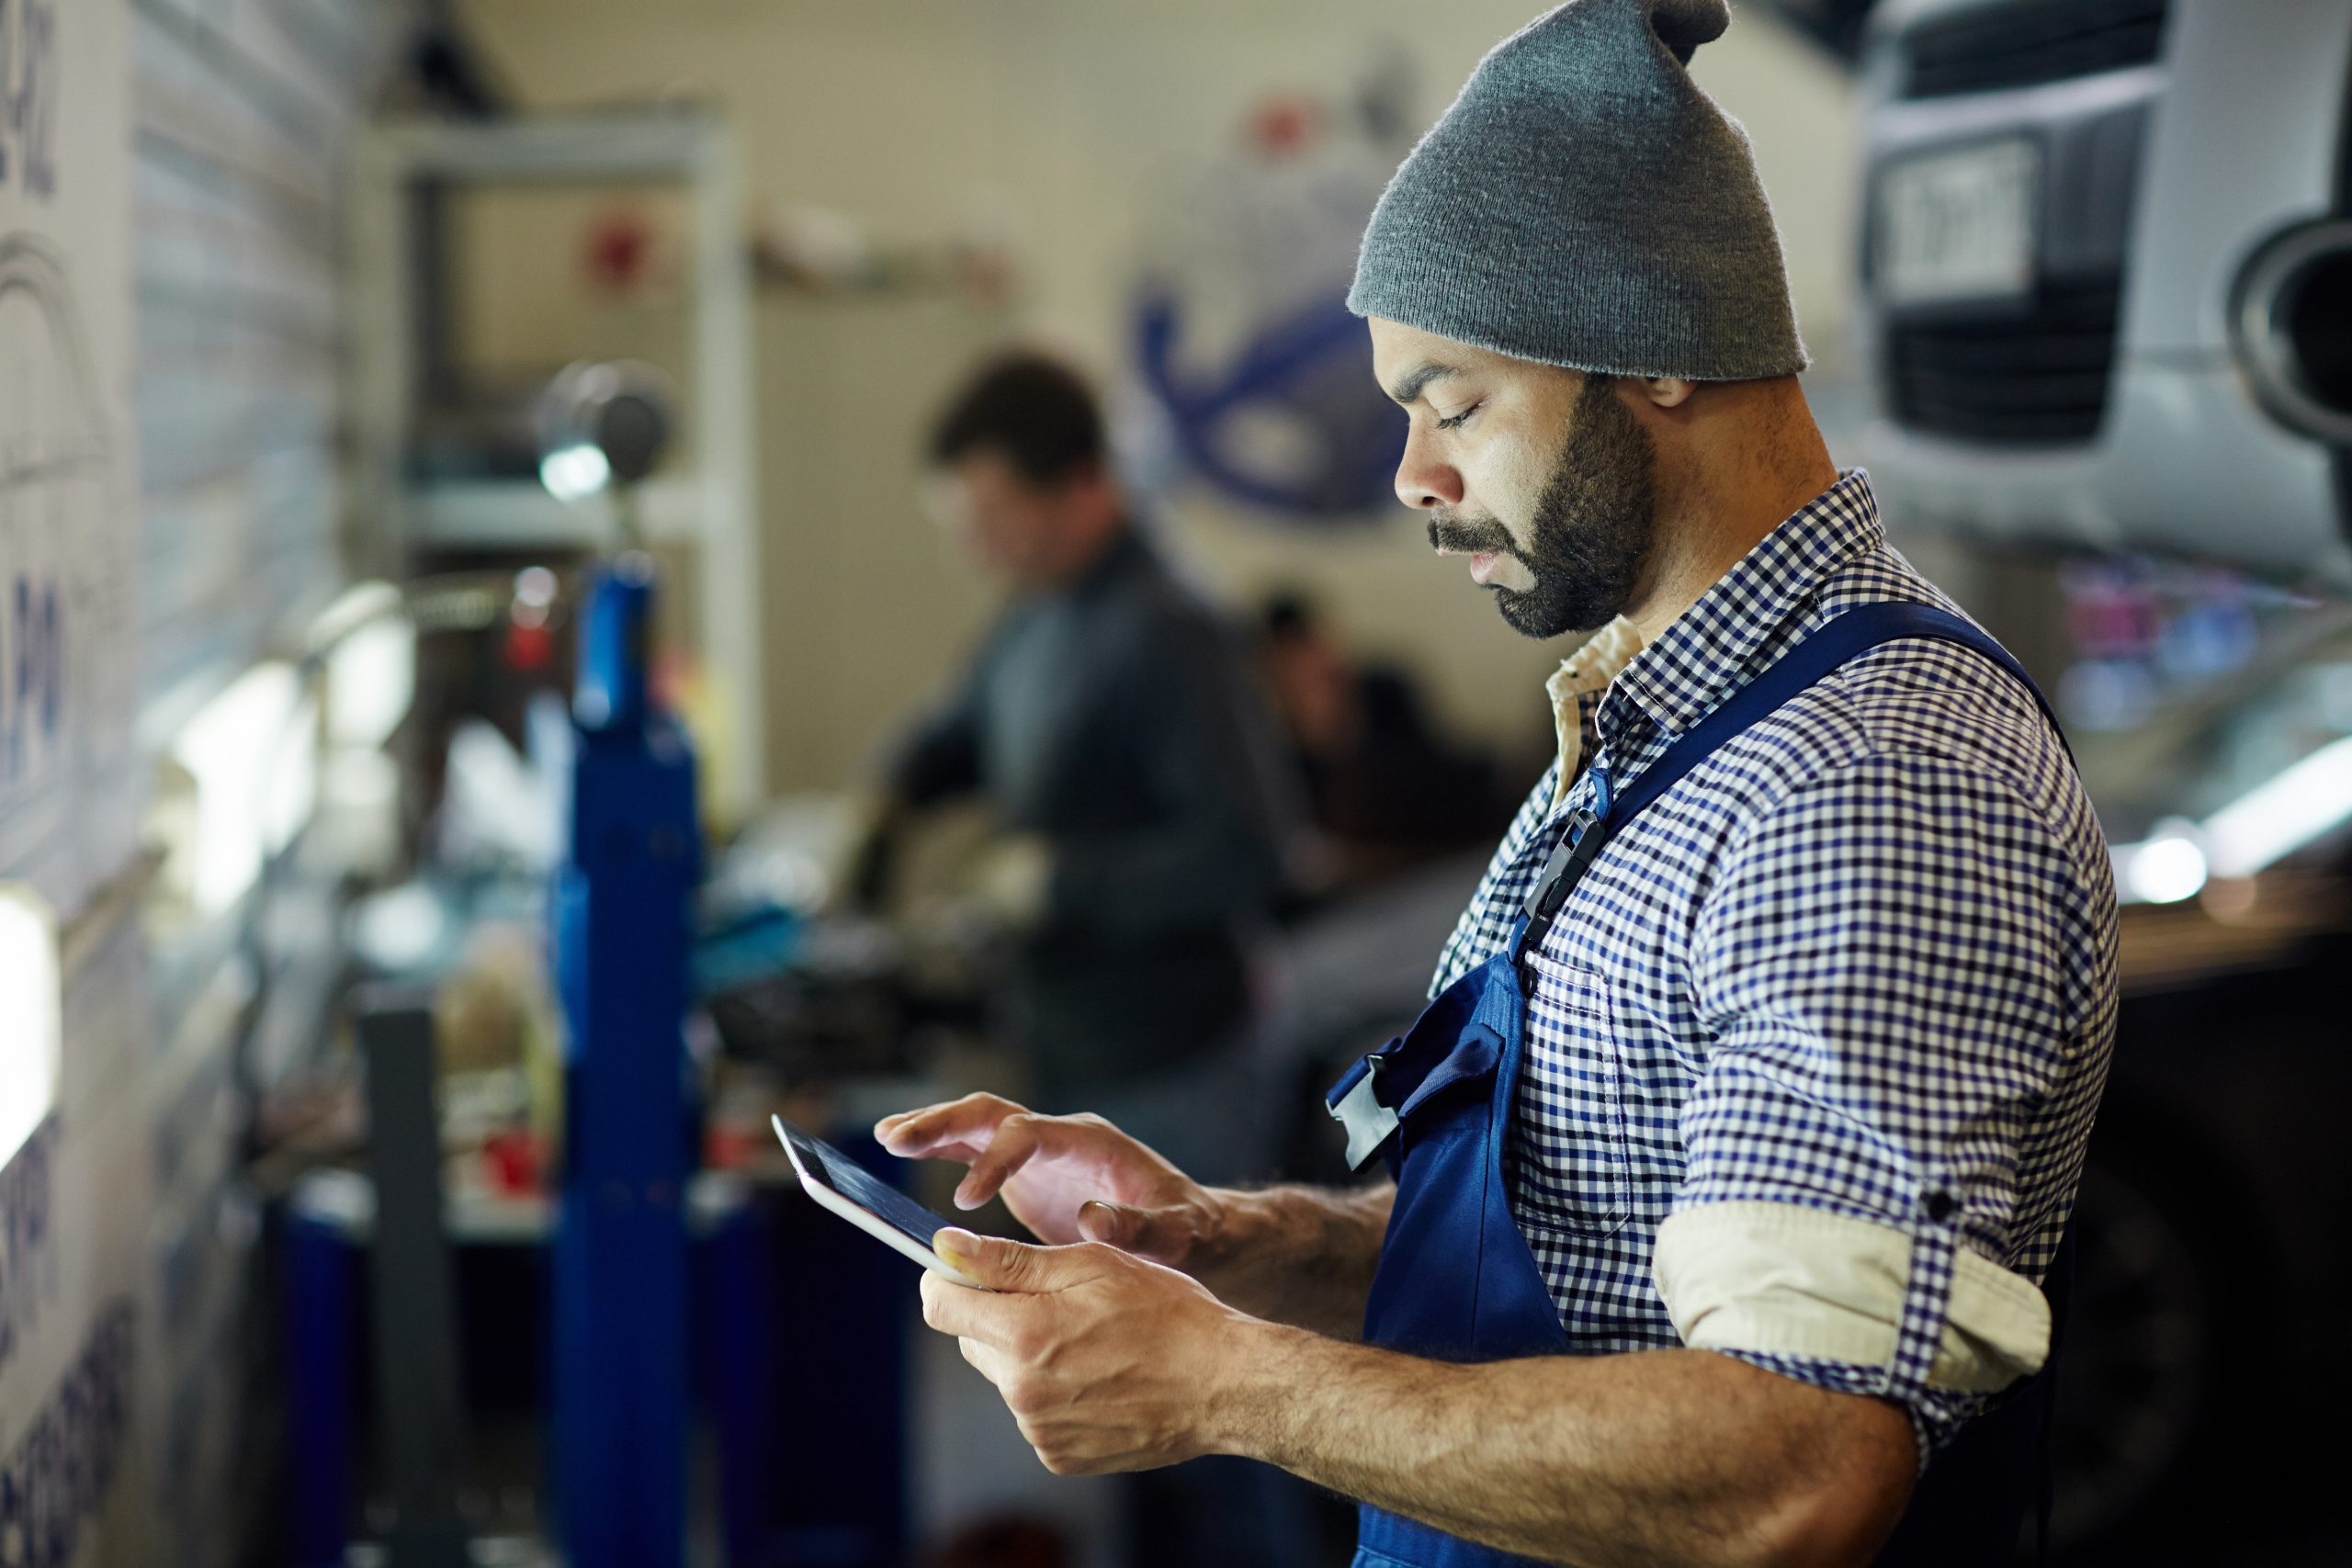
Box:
[879,4,2118,1564]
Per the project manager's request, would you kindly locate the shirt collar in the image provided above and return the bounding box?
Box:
[1604,469,1885,741]
[1545,616,1645,810]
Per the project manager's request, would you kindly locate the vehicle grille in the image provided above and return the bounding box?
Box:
[1904,0,2169,98]
[1885,282,2125,445]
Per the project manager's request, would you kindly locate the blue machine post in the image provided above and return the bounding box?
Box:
[551,553,700,1568]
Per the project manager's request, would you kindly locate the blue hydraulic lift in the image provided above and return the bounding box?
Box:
[549,553,700,1568]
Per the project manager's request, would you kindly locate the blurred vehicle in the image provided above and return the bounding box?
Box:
[1757,0,1883,59]
[2046,599,2352,1548]
[1853,0,2352,582]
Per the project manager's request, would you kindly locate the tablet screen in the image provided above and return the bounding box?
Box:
[777,1120,953,1251]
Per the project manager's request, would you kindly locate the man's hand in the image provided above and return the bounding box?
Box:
[876,1095,1225,1264]
[877,1092,1394,1333]
[920,1228,1261,1475]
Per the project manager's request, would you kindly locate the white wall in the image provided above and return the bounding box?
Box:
[455,0,1864,792]
[2,1,390,1560]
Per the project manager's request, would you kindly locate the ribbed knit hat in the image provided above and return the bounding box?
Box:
[1348,0,1808,380]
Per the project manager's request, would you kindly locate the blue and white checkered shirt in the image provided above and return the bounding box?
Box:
[1434,471,2118,1460]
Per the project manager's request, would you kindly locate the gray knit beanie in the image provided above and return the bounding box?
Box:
[1348,0,1808,380]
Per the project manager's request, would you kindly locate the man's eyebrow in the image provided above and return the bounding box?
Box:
[1384,360,1464,408]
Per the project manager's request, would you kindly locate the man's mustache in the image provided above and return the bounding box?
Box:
[1428,513,1515,556]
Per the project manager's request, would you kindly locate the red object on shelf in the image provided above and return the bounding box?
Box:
[585,206,657,295]
[506,617,554,671]
[705,1121,761,1172]
[1248,94,1325,158]
[482,1127,545,1195]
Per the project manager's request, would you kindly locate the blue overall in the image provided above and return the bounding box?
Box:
[1325,604,2074,1568]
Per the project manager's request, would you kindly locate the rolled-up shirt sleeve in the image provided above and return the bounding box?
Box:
[1661,748,2090,1461]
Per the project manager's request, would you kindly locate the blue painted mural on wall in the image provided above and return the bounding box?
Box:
[1132,90,1410,525]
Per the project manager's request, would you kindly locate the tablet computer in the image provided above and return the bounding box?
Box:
[772,1114,986,1286]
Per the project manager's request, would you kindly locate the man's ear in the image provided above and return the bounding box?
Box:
[1634,376,1699,410]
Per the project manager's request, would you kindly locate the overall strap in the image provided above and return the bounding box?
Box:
[1514,603,2064,966]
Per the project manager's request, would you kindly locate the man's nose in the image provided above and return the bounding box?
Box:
[1394,427,1464,511]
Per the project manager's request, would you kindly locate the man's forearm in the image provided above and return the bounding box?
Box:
[1194,1182,1392,1337]
[1208,1325,1916,1568]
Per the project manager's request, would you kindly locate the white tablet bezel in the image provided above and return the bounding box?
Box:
[772,1115,987,1287]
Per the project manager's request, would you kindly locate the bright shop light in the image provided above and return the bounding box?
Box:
[2110,735,2352,904]
[0,886,61,1167]
[171,662,313,914]
[326,614,415,750]
[312,582,415,751]
[265,691,321,858]
[2202,735,2352,878]
[2120,829,2209,906]
[540,442,611,502]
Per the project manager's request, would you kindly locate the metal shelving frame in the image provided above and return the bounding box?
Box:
[346,113,764,821]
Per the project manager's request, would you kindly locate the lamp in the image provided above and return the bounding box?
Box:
[0,886,61,1167]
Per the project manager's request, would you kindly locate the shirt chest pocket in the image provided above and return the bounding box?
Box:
[1510,950,1634,1237]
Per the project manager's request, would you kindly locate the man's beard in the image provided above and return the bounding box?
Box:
[1427,376,1659,638]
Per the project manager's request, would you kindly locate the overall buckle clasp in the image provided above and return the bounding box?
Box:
[1329,1052,1399,1171]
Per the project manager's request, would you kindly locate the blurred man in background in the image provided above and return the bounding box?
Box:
[859,350,1319,1568]
[855,351,1298,1186]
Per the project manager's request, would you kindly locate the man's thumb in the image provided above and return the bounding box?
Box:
[1076,1201,1185,1259]
[933,1227,1075,1292]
